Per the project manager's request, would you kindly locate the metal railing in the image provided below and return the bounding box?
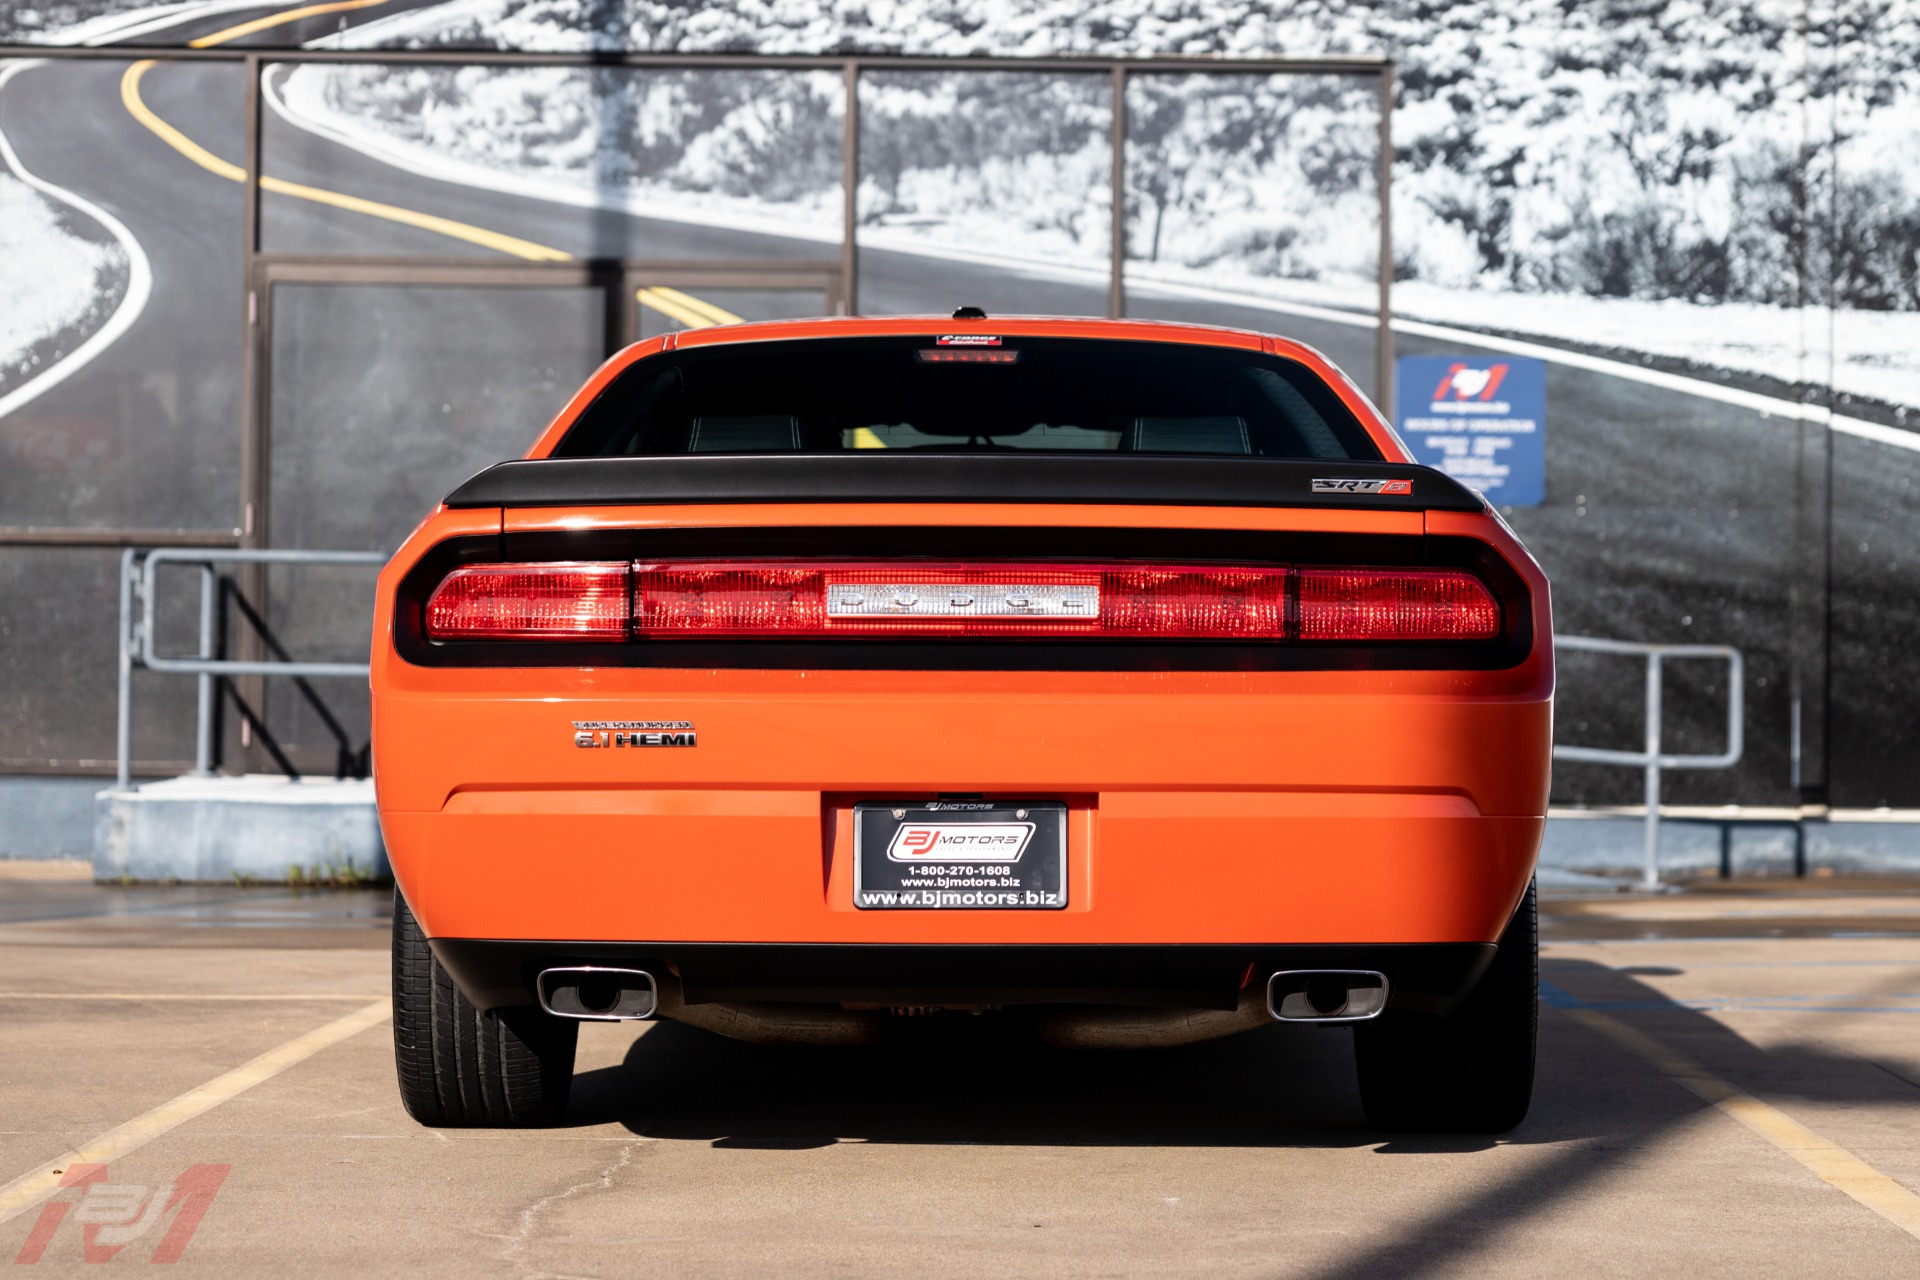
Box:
[116,547,387,788]
[1552,635,1744,889]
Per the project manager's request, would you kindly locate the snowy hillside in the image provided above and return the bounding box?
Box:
[0,174,128,398]
[316,0,1920,317]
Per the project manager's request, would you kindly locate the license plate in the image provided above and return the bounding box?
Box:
[854,802,1067,910]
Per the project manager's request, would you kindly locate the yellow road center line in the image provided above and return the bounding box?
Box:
[257,173,571,260]
[0,992,386,1001]
[636,286,742,330]
[119,61,243,181]
[119,5,749,306]
[187,0,388,47]
[643,285,743,326]
[118,51,571,261]
[849,427,888,449]
[0,998,390,1226]
[1566,1005,1920,1242]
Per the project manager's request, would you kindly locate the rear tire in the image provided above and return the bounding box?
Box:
[1354,879,1537,1133]
[391,890,576,1127]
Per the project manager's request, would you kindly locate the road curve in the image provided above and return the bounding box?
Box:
[1,21,1914,805]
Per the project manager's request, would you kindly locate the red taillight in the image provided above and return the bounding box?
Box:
[1296,568,1500,641]
[423,560,1501,643]
[424,562,629,640]
[631,562,1288,638]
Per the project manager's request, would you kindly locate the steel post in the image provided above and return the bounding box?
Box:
[115,548,137,790]
[1642,652,1664,890]
[193,565,217,775]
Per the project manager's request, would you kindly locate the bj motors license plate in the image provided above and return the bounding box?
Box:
[853,802,1067,910]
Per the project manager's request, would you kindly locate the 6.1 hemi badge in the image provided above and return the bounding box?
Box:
[1312,477,1414,495]
[573,720,696,748]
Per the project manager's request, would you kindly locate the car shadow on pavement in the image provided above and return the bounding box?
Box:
[1307,958,1920,1279]
[559,960,1920,1276]
[564,961,1916,1152]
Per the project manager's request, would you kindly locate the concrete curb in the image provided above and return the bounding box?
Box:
[93,775,388,883]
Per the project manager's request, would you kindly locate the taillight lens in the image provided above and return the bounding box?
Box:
[424,562,629,640]
[422,561,1500,643]
[1297,568,1500,641]
[632,562,1289,638]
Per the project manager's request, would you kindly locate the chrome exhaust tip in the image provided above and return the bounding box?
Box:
[1267,970,1389,1023]
[536,966,657,1021]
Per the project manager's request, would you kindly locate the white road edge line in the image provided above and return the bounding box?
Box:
[262,52,1920,457]
[0,60,154,422]
[0,997,391,1227]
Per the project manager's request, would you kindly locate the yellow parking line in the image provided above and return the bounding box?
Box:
[1567,1006,1920,1242]
[0,998,389,1227]
[186,0,389,48]
[0,992,386,1001]
[637,285,743,330]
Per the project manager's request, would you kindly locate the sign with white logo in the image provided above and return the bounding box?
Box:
[887,822,1034,863]
[1395,355,1546,506]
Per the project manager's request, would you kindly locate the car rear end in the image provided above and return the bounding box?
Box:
[373,317,1552,1131]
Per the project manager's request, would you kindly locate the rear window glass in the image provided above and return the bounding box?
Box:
[553,336,1382,461]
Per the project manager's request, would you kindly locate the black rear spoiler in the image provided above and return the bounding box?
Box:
[443,454,1485,514]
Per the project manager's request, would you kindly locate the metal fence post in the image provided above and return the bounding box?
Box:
[1642,651,1663,890]
[115,548,137,790]
[193,564,218,776]
[1550,635,1744,891]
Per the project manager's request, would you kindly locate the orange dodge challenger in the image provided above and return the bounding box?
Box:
[373,313,1552,1133]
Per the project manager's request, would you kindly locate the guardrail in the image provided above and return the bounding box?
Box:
[116,547,387,788]
[1552,635,1744,889]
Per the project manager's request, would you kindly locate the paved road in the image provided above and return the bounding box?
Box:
[0,9,1915,802]
[1,879,1918,1275]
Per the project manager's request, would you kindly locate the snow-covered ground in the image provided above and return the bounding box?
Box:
[0,0,189,42]
[1390,285,1920,416]
[0,173,127,396]
[275,55,1920,412]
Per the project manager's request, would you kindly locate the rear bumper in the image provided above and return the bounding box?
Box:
[382,796,1542,946]
[431,939,1498,1015]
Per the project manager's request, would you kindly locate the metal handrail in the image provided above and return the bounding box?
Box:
[1552,634,1744,889]
[115,547,387,788]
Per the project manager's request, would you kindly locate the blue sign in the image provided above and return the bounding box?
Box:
[1395,355,1546,507]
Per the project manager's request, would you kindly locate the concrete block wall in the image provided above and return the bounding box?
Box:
[92,776,388,882]
[0,777,103,859]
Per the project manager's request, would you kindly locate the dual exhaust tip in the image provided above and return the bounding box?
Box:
[1266,969,1389,1022]
[537,967,657,1021]
[534,965,1387,1026]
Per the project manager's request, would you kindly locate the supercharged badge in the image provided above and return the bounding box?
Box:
[1312,477,1414,495]
[573,720,695,748]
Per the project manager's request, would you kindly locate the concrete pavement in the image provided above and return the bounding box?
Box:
[1,881,1918,1275]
